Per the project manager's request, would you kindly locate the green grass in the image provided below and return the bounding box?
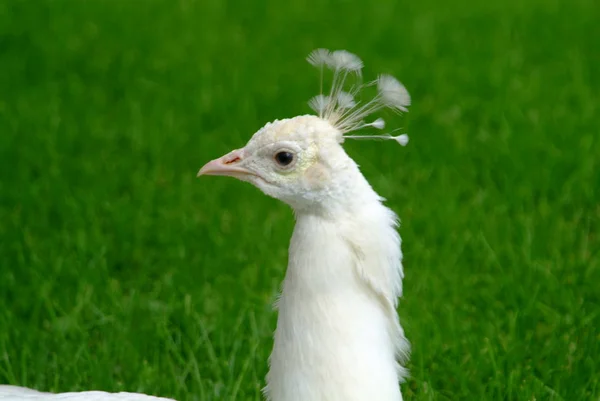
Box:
[0,0,598,399]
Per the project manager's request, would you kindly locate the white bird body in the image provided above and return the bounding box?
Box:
[0,386,173,401]
[1,49,411,401]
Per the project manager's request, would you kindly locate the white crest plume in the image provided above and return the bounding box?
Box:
[306,48,411,145]
[308,94,332,116]
[306,48,331,67]
[378,74,411,113]
[327,50,364,72]
[336,91,357,109]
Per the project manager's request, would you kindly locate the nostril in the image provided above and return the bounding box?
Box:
[224,156,241,165]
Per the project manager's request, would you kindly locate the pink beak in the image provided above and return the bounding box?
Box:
[197,149,252,178]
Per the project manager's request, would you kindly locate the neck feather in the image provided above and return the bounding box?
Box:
[264,177,408,401]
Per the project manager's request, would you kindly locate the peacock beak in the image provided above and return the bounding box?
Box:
[197,149,253,178]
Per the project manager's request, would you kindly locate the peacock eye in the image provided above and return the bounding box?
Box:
[274,151,295,167]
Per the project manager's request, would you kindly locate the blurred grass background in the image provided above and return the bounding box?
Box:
[0,0,598,399]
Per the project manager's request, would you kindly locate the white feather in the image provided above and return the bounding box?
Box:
[336,91,357,109]
[0,386,174,401]
[371,118,386,129]
[326,50,363,72]
[343,132,410,146]
[377,75,411,112]
[394,134,409,146]
[308,94,332,116]
[306,48,331,67]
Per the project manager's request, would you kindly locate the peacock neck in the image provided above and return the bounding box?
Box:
[264,185,407,401]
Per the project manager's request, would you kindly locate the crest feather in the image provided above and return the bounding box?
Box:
[327,50,364,72]
[308,94,332,116]
[307,48,331,67]
[305,48,411,145]
[378,74,411,112]
[336,91,357,109]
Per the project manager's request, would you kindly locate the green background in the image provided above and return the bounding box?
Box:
[1,0,598,399]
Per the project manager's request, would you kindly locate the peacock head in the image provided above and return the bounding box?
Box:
[198,49,411,211]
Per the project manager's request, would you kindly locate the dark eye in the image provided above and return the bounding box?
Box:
[274,151,294,166]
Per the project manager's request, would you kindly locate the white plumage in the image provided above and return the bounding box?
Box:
[1,48,411,401]
[0,386,173,400]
